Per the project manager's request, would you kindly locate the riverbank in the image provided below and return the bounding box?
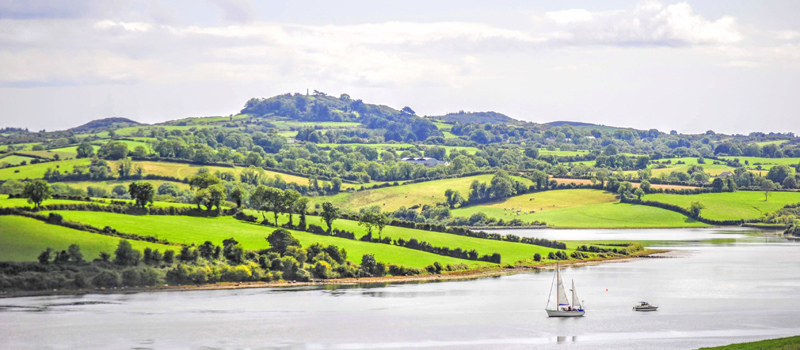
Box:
[0,249,663,299]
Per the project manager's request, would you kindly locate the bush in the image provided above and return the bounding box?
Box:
[92,270,120,288]
[533,253,542,262]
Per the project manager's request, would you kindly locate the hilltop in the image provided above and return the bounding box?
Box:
[70,117,142,133]
[430,111,516,124]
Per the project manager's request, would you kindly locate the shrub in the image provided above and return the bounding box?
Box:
[92,270,120,288]
[533,253,542,262]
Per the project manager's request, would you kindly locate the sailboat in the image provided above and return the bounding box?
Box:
[546,262,585,317]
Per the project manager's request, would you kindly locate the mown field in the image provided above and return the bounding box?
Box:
[312,174,533,212]
[0,158,91,180]
[719,156,800,171]
[0,155,37,166]
[645,191,800,221]
[0,195,198,209]
[528,202,708,228]
[44,212,486,269]
[552,178,699,190]
[451,189,616,220]
[0,216,177,262]
[646,157,736,176]
[52,179,191,192]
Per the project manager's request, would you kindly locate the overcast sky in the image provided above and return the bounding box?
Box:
[0,0,798,134]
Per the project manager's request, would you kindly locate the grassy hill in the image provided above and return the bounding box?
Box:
[645,191,800,221]
[451,189,616,220]
[0,216,176,262]
[311,174,533,212]
[45,211,489,269]
[430,111,515,124]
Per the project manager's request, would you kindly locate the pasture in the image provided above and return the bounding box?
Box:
[529,202,708,228]
[46,212,483,269]
[645,191,800,221]
[451,189,617,221]
[312,174,533,212]
[0,216,176,262]
[0,158,92,180]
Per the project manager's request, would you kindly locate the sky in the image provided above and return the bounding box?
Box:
[0,0,798,135]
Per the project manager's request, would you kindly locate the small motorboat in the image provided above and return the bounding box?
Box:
[633,301,658,311]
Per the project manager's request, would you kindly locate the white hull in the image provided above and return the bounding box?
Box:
[633,306,658,312]
[546,309,585,317]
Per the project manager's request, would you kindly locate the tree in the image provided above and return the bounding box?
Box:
[259,187,285,226]
[690,201,705,218]
[603,144,618,156]
[98,141,129,160]
[0,179,24,195]
[38,247,53,264]
[783,176,797,190]
[267,229,301,255]
[761,180,777,201]
[711,178,725,192]
[118,157,134,177]
[230,185,247,208]
[282,189,301,225]
[128,182,155,208]
[76,142,95,158]
[639,180,651,193]
[67,244,83,263]
[321,202,340,234]
[767,165,792,185]
[23,180,53,208]
[293,197,310,229]
[189,172,221,190]
[113,240,141,266]
[358,207,378,237]
[634,188,645,201]
[524,147,539,159]
[195,184,227,211]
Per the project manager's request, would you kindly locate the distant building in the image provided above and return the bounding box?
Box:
[400,157,449,167]
[716,171,734,178]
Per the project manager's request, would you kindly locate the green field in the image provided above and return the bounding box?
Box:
[528,202,708,228]
[0,195,198,209]
[0,158,91,180]
[452,189,617,221]
[46,212,484,269]
[0,216,176,262]
[646,191,800,221]
[0,155,37,166]
[53,180,190,192]
[719,156,800,171]
[94,140,153,152]
[47,144,101,156]
[538,149,590,157]
[699,335,800,350]
[647,157,736,176]
[755,140,789,147]
[312,174,533,212]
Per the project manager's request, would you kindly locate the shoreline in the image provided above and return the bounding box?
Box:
[0,250,664,299]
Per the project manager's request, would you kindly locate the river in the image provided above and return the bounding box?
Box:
[1,228,799,349]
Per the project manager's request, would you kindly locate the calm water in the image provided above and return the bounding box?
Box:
[2,229,800,350]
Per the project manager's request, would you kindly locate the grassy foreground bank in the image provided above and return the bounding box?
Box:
[698,335,800,350]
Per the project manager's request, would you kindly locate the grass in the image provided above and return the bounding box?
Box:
[52,180,190,192]
[0,195,197,209]
[526,202,709,228]
[0,158,92,180]
[442,131,459,139]
[451,189,617,220]
[94,140,153,152]
[0,155,38,166]
[755,140,789,147]
[698,335,800,350]
[47,144,101,156]
[538,149,590,157]
[719,156,800,171]
[0,216,176,262]
[46,212,481,269]
[645,191,800,221]
[312,174,533,212]
[648,157,736,176]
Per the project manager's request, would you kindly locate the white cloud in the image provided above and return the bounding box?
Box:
[546,9,594,24]
[775,30,800,40]
[94,20,152,32]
